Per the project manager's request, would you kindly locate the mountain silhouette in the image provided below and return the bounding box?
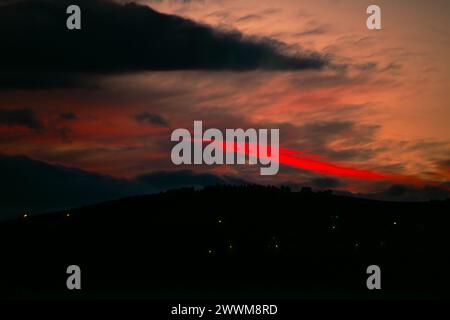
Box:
[0,154,247,220]
[0,185,449,300]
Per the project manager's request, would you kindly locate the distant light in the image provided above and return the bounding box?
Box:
[66,213,70,217]
[208,249,213,254]
[229,244,233,249]
[393,221,397,225]
[218,219,222,224]
[275,244,279,248]
[23,213,28,218]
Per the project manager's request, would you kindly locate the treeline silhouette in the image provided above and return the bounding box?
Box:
[0,185,449,299]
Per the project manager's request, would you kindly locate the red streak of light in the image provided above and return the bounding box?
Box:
[194,139,423,184]
[279,149,388,180]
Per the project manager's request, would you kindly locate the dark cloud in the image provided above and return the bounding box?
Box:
[294,25,328,37]
[310,177,341,189]
[300,121,355,142]
[0,72,99,91]
[323,148,378,162]
[290,71,364,89]
[59,112,78,120]
[56,126,73,143]
[0,154,249,220]
[236,14,262,23]
[0,0,327,89]
[292,120,380,162]
[406,140,450,153]
[137,170,238,190]
[354,62,378,72]
[363,184,450,202]
[382,62,402,72]
[0,154,145,220]
[0,108,43,129]
[437,159,450,169]
[135,112,169,127]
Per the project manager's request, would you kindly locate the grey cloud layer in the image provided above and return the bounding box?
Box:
[0,108,43,130]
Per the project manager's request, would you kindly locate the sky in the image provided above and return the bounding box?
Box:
[1,0,450,196]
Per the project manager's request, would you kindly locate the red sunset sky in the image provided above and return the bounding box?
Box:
[1,0,449,195]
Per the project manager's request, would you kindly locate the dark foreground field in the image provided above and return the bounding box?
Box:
[0,185,449,300]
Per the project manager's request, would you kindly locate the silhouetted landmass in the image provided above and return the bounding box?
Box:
[0,185,449,300]
[0,154,249,220]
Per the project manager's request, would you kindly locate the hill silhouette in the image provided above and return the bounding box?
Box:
[0,185,449,300]
[0,154,248,220]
